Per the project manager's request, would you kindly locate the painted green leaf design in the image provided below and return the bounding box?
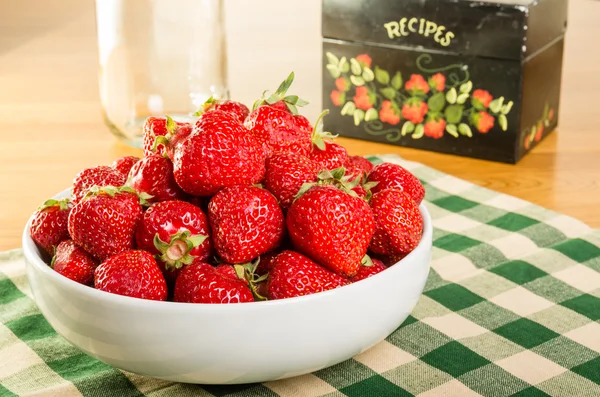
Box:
[542,102,549,119]
[427,92,446,112]
[501,101,513,114]
[368,92,377,105]
[498,114,508,131]
[444,105,463,124]
[326,64,340,79]
[353,109,365,126]
[531,125,537,137]
[412,124,424,139]
[489,97,504,114]
[446,88,457,104]
[458,123,473,137]
[341,101,356,116]
[350,58,362,75]
[380,87,396,101]
[362,67,375,82]
[391,72,402,90]
[350,75,365,86]
[456,93,469,105]
[401,121,415,136]
[446,124,459,138]
[460,81,472,93]
[339,57,350,73]
[544,119,550,127]
[375,66,390,85]
[365,108,379,122]
[326,52,339,66]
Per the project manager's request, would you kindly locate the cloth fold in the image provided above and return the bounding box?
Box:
[1,154,599,397]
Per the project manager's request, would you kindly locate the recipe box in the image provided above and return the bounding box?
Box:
[321,0,568,163]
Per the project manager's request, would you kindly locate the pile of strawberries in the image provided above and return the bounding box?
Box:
[29,73,425,303]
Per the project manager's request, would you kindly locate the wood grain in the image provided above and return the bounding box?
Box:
[1,0,599,251]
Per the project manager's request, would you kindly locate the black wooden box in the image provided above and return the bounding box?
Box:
[321,0,568,163]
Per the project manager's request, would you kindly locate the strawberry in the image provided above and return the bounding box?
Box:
[136,200,212,281]
[142,116,189,157]
[197,97,250,124]
[369,189,423,256]
[173,110,266,196]
[173,262,254,304]
[111,156,140,177]
[208,185,284,264]
[245,73,312,157]
[308,110,348,170]
[214,264,248,285]
[345,155,374,177]
[68,187,143,261]
[350,258,386,282]
[266,250,348,299]
[30,198,71,256]
[286,185,375,277]
[51,240,97,285]
[94,250,167,301]
[127,154,186,203]
[367,162,425,205]
[263,152,319,210]
[72,166,126,203]
[309,141,348,171]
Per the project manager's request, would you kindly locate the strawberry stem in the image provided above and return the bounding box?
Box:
[251,72,309,114]
[154,230,207,271]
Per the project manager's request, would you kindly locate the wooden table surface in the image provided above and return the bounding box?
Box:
[1,0,599,251]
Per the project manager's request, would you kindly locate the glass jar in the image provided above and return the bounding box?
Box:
[95,0,228,147]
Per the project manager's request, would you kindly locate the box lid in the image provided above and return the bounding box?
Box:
[322,0,568,61]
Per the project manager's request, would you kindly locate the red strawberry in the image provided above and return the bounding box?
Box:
[51,240,97,285]
[369,189,423,256]
[245,73,312,157]
[111,156,140,177]
[266,250,348,299]
[367,162,425,205]
[308,109,348,171]
[208,185,284,264]
[142,116,190,157]
[174,262,254,304]
[345,155,374,176]
[72,166,126,203]
[136,200,212,281]
[127,154,186,203]
[309,141,348,171]
[173,110,266,196]
[263,152,319,210]
[94,250,167,301]
[350,258,386,282]
[30,198,71,256]
[286,185,375,277]
[214,264,248,285]
[68,187,143,261]
[199,97,250,124]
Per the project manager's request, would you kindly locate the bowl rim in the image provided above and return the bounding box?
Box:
[22,188,432,310]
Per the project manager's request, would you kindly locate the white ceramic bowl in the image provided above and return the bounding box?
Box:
[22,188,432,385]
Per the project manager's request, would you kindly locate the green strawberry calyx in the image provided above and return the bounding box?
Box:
[234,259,268,301]
[294,166,378,201]
[154,230,207,271]
[193,96,218,116]
[83,185,153,207]
[361,254,374,267]
[252,72,309,114]
[311,109,339,151]
[38,197,70,211]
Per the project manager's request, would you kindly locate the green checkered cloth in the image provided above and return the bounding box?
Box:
[2,154,600,397]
